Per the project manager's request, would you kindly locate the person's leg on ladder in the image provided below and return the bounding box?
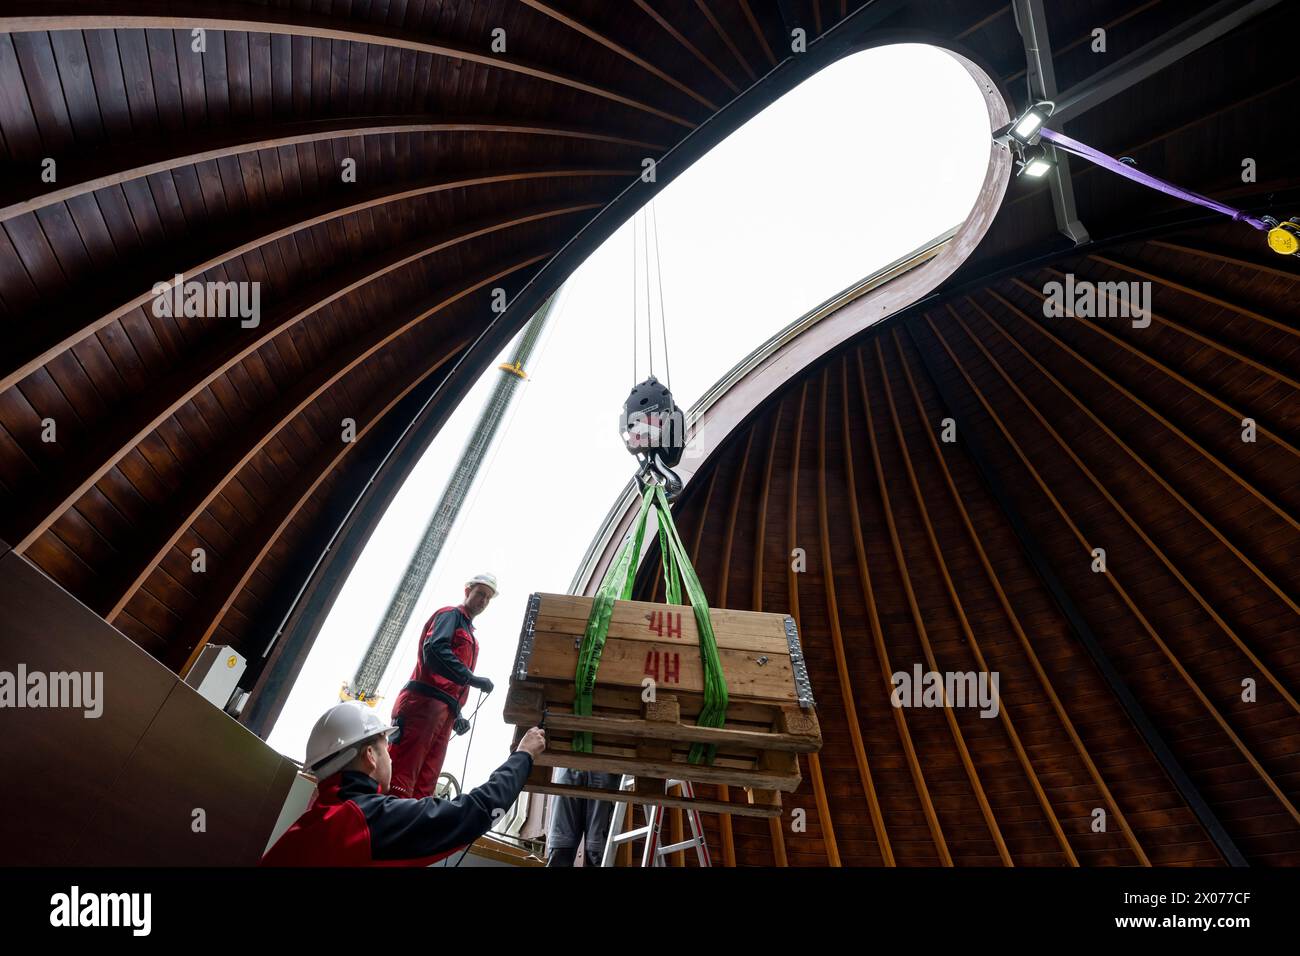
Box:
[582,772,619,866]
[546,769,585,867]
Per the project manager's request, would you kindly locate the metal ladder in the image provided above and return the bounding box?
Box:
[601,775,712,867]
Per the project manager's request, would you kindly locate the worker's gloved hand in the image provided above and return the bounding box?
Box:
[469,675,494,695]
[517,727,546,759]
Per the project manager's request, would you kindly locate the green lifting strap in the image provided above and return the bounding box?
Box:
[572,483,729,764]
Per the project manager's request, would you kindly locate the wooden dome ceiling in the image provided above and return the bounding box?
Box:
[2,1,1298,867]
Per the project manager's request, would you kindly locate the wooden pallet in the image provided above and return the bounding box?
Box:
[505,593,820,816]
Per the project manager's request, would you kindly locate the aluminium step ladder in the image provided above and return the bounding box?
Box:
[600,775,712,867]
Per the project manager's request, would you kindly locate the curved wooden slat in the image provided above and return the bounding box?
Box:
[1041,264,1300,395]
[1,168,627,394]
[0,3,699,128]
[925,310,1300,829]
[12,203,596,556]
[890,327,1150,864]
[739,0,778,69]
[973,294,1300,620]
[0,117,660,224]
[949,301,1300,716]
[858,347,1004,864]
[787,380,839,866]
[713,426,755,867]
[101,235,585,621]
[841,349,950,865]
[519,0,719,111]
[818,362,893,865]
[694,0,757,82]
[1149,239,1300,283]
[753,405,789,866]
[876,336,1076,865]
[1086,254,1300,344]
[634,0,740,95]
[995,284,1300,529]
[174,253,550,671]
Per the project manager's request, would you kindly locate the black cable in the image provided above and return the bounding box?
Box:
[642,209,654,377]
[650,200,672,392]
[631,213,639,385]
[451,688,485,867]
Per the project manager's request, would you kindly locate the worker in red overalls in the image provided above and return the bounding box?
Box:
[387,573,498,799]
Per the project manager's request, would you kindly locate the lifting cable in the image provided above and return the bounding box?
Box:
[575,201,727,764]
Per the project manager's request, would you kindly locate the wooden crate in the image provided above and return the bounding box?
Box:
[505,593,820,818]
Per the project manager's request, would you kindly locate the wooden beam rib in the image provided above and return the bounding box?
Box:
[876,336,1076,866]
[891,327,1150,865]
[8,198,604,554]
[952,299,1300,717]
[821,363,894,865]
[1086,254,1300,344]
[738,0,778,68]
[926,310,1300,829]
[95,219,584,621]
[857,348,1003,865]
[519,0,718,111]
[1002,281,1300,524]
[713,426,755,867]
[974,293,1300,621]
[1149,239,1300,283]
[753,404,788,866]
[1,168,625,395]
[633,0,741,95]
[174,254,548,672]
[842,349,950,865]
[0,6,698,128]
[988,287,1300,541]
[0,118,661,225]
[788,380,839,866]
[694,0,757,83]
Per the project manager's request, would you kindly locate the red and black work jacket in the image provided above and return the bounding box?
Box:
[261,750,532,866]
[409,604,479,706]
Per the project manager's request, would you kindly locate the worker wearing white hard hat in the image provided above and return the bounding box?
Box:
[263,700,545,866]
[387,573,500,799]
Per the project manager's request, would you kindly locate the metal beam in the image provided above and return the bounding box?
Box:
[1013,0,1089,245]
[1053,0,1283,124]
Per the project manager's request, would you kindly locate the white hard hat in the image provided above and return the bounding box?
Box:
[303,701,396,780]
[465,572,498,596]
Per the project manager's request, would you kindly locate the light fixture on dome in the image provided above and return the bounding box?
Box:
[1016,144,1056,179]
[997,101,1054,145]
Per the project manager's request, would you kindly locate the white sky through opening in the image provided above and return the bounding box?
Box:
[267,43,993,802]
